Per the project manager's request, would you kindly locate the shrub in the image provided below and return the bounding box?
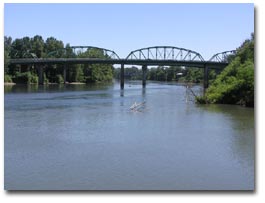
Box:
[30,74,39,84]
[44,73,49,84]
[204,34,254,107]
[12,72,39,84]
[195,96,208,104]
[4,74,13,83]
[13,72,31,84]
[55,74,64,84]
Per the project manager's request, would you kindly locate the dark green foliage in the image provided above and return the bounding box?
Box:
[166,66,178,81]
[4,36,12,73]
[30,74,39,84]
[155,67,167,81]
[68,65,85,82]
[31,35,44,58]
[44,37,64,57]
[4,50,10,73]
[79,48,113,83]
[12,72,38,84]
[124,66,142,80]
[114,65,203,83]
[55,74,64,84]
[203,33,254,107]
[181,68,203,83]
[43,73,49,84]
[147,68,157,80]
[5,35,113,84]
[208,69,219,84]
[114,65,204,83]
[4,74,13,83]
[195,96,208,104]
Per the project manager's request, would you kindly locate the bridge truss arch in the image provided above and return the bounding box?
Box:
[208,50,236,63]
[125,46,205,62]
[46,46,120,59]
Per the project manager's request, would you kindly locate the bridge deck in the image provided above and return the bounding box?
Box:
[9,58,228,69]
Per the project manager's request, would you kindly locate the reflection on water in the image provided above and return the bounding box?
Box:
[4,81,254,190]
[4,83,113,93]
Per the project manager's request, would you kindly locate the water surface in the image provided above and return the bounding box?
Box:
[4,81,254,190]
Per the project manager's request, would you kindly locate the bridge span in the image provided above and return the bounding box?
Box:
[8,46,235,89]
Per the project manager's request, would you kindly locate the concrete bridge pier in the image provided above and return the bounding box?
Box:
[203,65,209,89]
[142,65,147,88]
[120,63,124,89]
[37,65,44,85]
[63,64,67,84]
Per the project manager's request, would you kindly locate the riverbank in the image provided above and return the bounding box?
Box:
[4,82,87,85]
[4,82,16,85]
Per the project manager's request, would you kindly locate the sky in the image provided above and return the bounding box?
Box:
[4,3,254,60]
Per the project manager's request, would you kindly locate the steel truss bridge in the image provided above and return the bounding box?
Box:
[9,46,235,89]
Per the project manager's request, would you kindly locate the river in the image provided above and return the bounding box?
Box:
[4,81,254,190]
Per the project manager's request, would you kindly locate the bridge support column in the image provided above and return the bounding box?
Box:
[37,65,44,85]
[63,64,67,84]
[203,65,209,89]
[120,63,124,89]
[142,65,147,88]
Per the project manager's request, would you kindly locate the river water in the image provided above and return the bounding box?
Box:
[4,81,254,190]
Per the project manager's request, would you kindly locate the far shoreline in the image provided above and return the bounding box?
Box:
[4,82,16,85]
[4,82,87,85]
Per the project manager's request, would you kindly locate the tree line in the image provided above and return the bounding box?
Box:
[4,35,113,84]
[114,65,219,84]
[5,35,220,85]
[196,33,254,107]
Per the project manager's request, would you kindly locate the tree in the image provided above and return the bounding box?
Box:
[78,48,113,83]
[147,68,157,80]
[4,36,12,74]
[201,33,254,107]
[156,67,166,81]
[10,37,32,59]
[43,37,65,82]
[44,37,64,57]
[31,35,44,58]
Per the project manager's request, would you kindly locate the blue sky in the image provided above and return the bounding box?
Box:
[4,3,254,60]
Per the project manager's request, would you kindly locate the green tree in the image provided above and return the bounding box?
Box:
[31,35,44,58]
[200,33,254,107]
[44,37,64,57]
[78,48,113,83]
[43,37,65,82]
[166,66,177,81]
[10,37,31,58]
[147,67,157,80]
[4,36,12,74]
[156,67,166,81]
